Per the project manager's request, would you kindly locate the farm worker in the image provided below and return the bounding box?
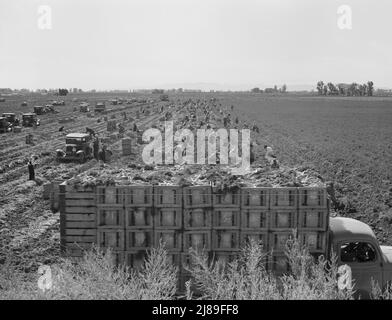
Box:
[264,145,279,169]
[93,137,99,160]
[133,123,138,132]
[250,142,256,164]
[28,160,35,180]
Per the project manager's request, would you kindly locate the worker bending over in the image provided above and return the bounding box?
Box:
[264,145,279,169]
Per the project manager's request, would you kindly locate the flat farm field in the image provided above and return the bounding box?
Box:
[218,94,392,243]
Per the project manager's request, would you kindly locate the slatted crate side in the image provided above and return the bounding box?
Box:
[269,231,295,253]
[268,254,290,275]
[212,188,241,208]
[154,208,182,229]
[96,186,123,206]
[298,187,328,209]
[97,207,125,228]
[184,208,212,229]
[125,229,154,250]
[125,207,153,229]
[270,188,298,209]
[298,209,329,231]
[154,230,182,251]
[269,210,298,230]
[212,230,240,251]
[154,185,182,208]
[183,185,212,208]
[123,185,153,207]
[241,187,270,209]
[241,209,268,230]
[125,250,147,271]
[97,229,125,250]
[166,251,182,268]
[212,208,240,229]
[298,231,328,253]
[183,231,211,251]
[241,231,269,250]
[64,184,96,194]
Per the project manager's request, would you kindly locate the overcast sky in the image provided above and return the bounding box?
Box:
[0,0,391,90]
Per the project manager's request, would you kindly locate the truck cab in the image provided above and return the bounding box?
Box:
[22,113,40,127]
[95,102,106,113]
[33,106,45,115]
[56,133,93,163]
[329,217,392,298]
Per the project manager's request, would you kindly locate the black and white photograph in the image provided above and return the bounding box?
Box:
[1,0,392,307]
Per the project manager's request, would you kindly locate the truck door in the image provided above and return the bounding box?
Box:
[338,241,383,299]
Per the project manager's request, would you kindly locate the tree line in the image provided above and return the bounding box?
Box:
[316,81,374,96]
[251,84,287,94]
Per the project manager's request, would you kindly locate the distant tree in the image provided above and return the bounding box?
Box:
[281,84,287,93]
[58,88,68,96]
[337,84,346,96]
[316,81,324,95]
[327,83,338,95]
[323,85,328,96]
[251,87,261,93]
[273,85,278,92]
[367,81,374,96]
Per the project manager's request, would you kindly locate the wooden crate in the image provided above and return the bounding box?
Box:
[154,186,182,208]
[125,230,153,250]
[269,210,297,230]
[269,231,295,253]
[298,231,327,253]
[154,208,182,229]
[184,209,212,229]
[183,186,212,208]
[241,187,270,208]
[183,231,211,251]
[298,209,329,231]
[97,207,125,228]
[125,207,153,229]
[97,229,124,250]
[212,208,240,229]
[241,231,269,249]
[123,185,153,207]
[154,230,182,251]
[241,209,268,230]
[212,230,240,251]
[270,188,298,209]
[212,188,241,207]
[298,187,328,209]
[96,186,123,206]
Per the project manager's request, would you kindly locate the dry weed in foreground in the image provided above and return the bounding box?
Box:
[0,243,177,300]
[185,238,354,300]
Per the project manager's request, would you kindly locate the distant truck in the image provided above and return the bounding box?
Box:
[21,101,28,106]
[0,117,11,133]
[2,113,19,126]
[160,94,169,102]
[34,106,45,115]
[56,133,93,163]
[95,102,106,113]
[79,102,90,112]
[22,113,40,127]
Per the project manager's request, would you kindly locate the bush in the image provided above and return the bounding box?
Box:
[0,244,178,300]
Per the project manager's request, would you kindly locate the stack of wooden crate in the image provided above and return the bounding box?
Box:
[182,186,213,287]
[59,182,329,291]
[124,185,154,270]
[121,138,132,156]
[154,186,183,272]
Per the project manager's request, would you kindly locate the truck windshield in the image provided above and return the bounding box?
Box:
[340,242,377,263]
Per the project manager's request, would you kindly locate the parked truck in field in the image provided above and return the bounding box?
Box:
[56,133,93,163]
[22,113,40,127]
[0,117,11,133]
[95,102,106,113]
[2,113,19,127]
[321,217,392,298]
